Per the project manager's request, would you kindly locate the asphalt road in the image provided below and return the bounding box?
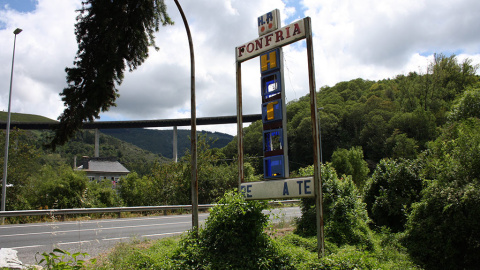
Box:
[0,207,300,266]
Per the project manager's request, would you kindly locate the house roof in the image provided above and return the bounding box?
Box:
[77,157,130,174]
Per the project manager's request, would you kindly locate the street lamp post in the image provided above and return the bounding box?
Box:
[1,28,22,221]
[172,0,198,233]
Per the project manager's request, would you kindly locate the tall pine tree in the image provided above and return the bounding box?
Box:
[49,0,173,149]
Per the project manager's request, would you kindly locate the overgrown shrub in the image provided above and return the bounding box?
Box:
[30,165,88,209]
[402,118,480,269]
[295,164,374,250]
[173,191,293,269]
[331,146,369,190]
[84,179,123,208]
[403,181,480,270]
[364,158,424,232]
[448,87,480,121]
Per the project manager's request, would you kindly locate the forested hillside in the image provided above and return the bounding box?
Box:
[222,54,479,172]
[101,128,233,159]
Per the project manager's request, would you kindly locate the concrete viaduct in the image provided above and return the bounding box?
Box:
[0,114,262,162]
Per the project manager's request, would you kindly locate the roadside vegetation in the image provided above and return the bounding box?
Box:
[1,54,479,269]
[86,191,419,269]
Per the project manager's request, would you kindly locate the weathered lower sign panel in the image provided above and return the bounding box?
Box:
[240,177,314,200]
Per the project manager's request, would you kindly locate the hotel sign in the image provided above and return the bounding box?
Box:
[236,19,306,62]
[235,9,324,256]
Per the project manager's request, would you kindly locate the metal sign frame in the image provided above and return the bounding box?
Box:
[235,16,325,257]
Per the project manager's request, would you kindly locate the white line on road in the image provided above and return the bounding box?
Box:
[0,221,191,238]
[10,231,186,250]
[0,214,210,230]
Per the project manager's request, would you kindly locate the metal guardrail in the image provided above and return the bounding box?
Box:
[0,200,300,218]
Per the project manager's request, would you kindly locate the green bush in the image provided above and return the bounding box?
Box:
[30,165,88,209]
[403,181,480,270]
[305,245,380,269]
[448,87,480,121]
[173,191,293,269]
[402,118,480,269]
[36,248,91,269]
[331,146,369,190]
[364,158,424,232]
[295,164,374,250]
[84,179,123,208]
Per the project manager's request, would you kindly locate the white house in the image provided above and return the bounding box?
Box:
[76,157,129,182]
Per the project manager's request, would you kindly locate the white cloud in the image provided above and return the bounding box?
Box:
[0,0,479,136]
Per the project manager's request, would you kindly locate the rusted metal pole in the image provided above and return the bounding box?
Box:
[305,17,325,258]
[236,61,244,188]
[173,0,198,232]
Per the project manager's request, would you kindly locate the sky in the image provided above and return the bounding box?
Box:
[0,0,479,136]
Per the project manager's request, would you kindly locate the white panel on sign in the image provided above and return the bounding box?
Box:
[236,18,307,62]
[240,177,314,200]
[257,9,280,36]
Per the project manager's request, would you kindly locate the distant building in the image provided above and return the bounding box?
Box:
[76,157,129,182]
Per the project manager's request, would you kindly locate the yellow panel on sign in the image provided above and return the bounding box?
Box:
[266,101,278,120]
[261,50,277,72]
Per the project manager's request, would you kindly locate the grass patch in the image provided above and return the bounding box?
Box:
[88,237,181,270]
[82,191,419,269]
[85,227,420,269]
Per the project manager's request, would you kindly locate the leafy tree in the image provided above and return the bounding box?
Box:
[30,165,88,209]
[360,113,388,161]
[403,118,480,269]
[403,181,480,270]
[0,129,42,210]
[221,120,264,174]
[84,179,123,208]
[118,172,151,206]
[119,135,239,206]
[174,191,292,269]
[331,146,369,190]
[288,116,314,170]
[448,87,480,121]
[386,131,418,159]
[421,118,480,186]
[364,158,424,232]
[387,108,437,147]
[295,164,374,250]
[50,0,173,148]
[181,135,239,204]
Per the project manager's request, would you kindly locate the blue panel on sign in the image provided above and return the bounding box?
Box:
[264,155,285,178]
[261,71,282,99]
[262,99,283,123]
[263,128,283,152]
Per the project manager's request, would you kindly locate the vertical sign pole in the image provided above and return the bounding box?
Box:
[305,17,325,258]
[236,60,244,188]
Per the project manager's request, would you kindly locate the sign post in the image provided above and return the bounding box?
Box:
[235,10,325,257]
